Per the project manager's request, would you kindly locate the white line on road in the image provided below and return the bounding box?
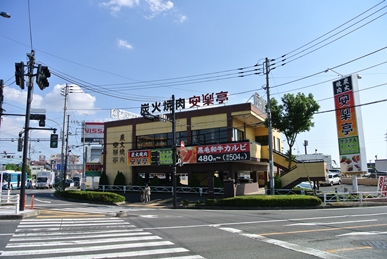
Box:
[337,231,387,237]
[7,235,162,248]
[285,219,378,226]
[219,227,343,259]
[11,231,151,241]
[2,241,174,256]
[33,198,51,203]
[46,248,193,259]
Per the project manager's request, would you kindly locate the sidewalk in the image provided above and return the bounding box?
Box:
[0,205,39,219]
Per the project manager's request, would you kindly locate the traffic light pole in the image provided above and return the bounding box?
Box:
[20,51,35,211]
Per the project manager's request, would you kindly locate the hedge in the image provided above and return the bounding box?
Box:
[55,190,125,203]
[218,195,321,207]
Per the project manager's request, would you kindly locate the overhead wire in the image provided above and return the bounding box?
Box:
[273,0,386,64]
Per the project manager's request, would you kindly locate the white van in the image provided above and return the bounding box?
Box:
[321,173,341,186]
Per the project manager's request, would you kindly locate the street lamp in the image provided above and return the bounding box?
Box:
[0,11,11,18]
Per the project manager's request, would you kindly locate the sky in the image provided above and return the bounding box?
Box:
[0,0,386,166]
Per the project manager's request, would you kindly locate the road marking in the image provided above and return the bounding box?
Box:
[2,217,205,258]
[325,246,373,253]
[33,198,51,203]
[285,219,377,226]
[337,231,387,237]
[219,227,342,259]
[259,223,387,236]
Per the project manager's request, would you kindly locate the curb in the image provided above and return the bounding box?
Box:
[0,209,40,219]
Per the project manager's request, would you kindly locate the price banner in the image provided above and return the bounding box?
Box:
[197,152,250,163]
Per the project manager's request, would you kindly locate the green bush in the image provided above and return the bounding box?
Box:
[99,170,109,186]
[205,198,218,206]
[220,195,321,207]
[181,199,190,206]
[113,171,126,185]
[55,190,125,203]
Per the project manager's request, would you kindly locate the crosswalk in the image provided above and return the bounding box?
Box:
[0,218,204,259]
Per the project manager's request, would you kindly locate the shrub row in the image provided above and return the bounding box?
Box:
[55,190,126,204]
[206,195,321,207]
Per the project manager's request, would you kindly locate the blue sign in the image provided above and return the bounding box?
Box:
[57,164,61,170]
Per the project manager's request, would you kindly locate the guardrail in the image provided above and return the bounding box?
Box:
[0,193,20,214]
[97,185,224,196]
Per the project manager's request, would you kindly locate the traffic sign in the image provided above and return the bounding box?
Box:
[57,164,61,170]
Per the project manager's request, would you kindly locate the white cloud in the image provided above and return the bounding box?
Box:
[117,39,133,49]
[147,0,173,14]
[100,0,185,21]
[176,14,187,23]
[100,0,140,14]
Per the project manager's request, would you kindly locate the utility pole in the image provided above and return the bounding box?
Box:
[171,95,177,209]
[20,50,35,211]
[264,57,275,195]
[63,114,70,190]
[60,84,69,190]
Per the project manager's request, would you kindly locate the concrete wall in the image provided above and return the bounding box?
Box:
[341,177,378,186]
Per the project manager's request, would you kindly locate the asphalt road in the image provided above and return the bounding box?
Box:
[1,187,386,258]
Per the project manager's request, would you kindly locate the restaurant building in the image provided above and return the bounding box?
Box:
[103,95,325,194]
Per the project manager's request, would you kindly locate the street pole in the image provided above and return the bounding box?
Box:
[60,84,68,190]
[63,114,70,189]
[264,57,275,195]
[20,50,35,211]
[171,95,177,208]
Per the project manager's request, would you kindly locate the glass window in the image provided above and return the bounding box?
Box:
[192,127,228,145]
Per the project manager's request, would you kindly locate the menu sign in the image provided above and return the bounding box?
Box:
[333,75,363,173]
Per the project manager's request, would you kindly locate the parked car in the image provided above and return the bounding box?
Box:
[65,179,74,187]
[321,173,341,186]
[295,181,314,190]
[368,171,387,179]
[328,169,342,177]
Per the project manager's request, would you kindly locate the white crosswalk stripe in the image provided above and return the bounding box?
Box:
[0,218,204,259]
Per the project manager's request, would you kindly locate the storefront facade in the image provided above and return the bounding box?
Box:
[103,102,283,188]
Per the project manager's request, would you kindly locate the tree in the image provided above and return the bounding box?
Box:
[99,170,109,186]
[267,92,320,169]
[113,171,126,185]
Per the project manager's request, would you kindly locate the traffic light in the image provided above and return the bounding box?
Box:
[17,137,23,152]
[36,64,50,90]
[30,114,46,127]
[15,62,25,89]
[50,134,58,148]
[150,151,160,166]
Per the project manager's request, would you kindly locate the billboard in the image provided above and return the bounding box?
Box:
[333,75,367,174]
[128,141,250,166]
[83,122,104,143]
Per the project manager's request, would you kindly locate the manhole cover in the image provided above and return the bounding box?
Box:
[360,241,387,249]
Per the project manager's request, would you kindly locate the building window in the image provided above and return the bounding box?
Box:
[137,132,187,149]
[232,128,244,141]
[192,127,228,145]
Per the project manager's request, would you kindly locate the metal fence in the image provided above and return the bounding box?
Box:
[0,192,20,213]
[322,192,386,205]
[97,185,224,196]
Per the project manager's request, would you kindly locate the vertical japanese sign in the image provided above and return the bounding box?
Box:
[377,176,387,196]
[333,75,366,174]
